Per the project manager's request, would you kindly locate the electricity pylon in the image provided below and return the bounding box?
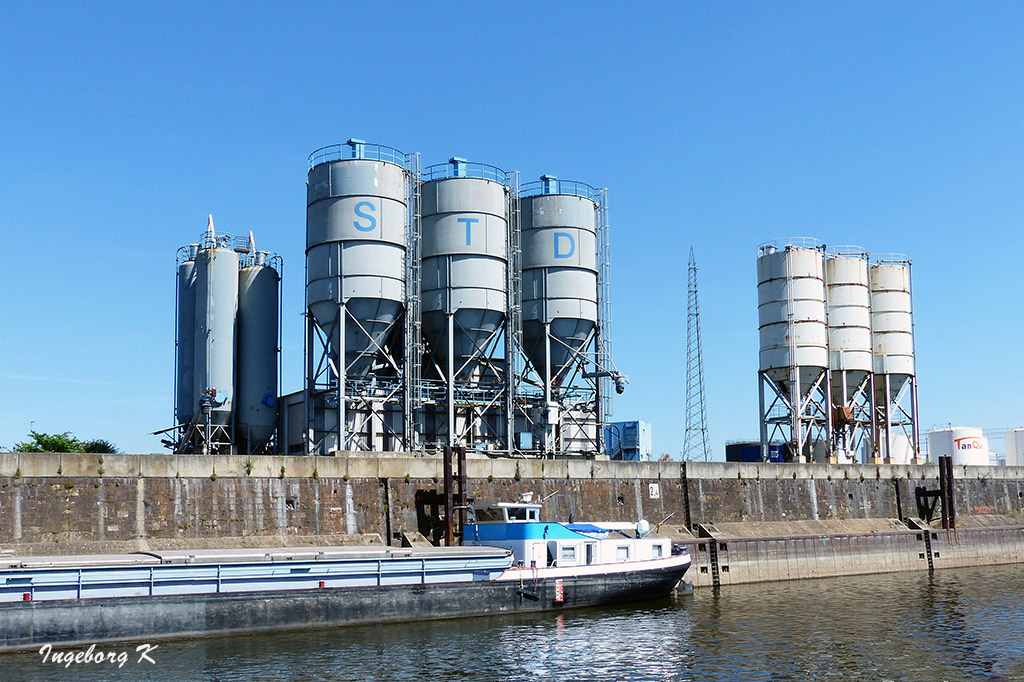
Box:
[683,246,711,461]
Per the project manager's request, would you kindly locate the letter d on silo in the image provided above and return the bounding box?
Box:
[554,232,575,259]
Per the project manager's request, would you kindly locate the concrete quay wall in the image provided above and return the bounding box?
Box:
[1,453,1023,587]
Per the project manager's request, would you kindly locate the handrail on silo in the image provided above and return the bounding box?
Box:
[873,253,911,265]
[422,159,508,184]
[826,245,870,260]
[756,237,823,257]
[307,141,407,170]
[521,177,601,201]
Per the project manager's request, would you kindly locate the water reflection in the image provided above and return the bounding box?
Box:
[4,564,1024,682]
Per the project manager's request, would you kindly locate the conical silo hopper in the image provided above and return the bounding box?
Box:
[825,249,873,462]
[757,243,829,395]
[306,142,408,378]
[756,239,831,461]
[520,177,598,385]
[420,159,508,379]
[870,259,915,400]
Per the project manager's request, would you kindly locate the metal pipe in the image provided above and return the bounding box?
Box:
[447,313,456,446]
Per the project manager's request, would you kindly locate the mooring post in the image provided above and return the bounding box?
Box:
[457,446,468,542]
[443,445,454,546]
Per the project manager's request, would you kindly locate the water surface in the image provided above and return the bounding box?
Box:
[8,564,1023,681]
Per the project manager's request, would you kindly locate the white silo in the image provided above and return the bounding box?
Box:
[1004,428,1024,466]
[520,176,605,454]
[927,426,989,466]
[419,157,512,449]
[757,239,831,462]
[825,248,873,463]
[305,139,410,453]
[870,256,919,463]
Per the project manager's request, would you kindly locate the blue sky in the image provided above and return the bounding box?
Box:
[1,2,1022,456]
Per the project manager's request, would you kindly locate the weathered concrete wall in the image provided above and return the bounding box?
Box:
[1,453,1023,553]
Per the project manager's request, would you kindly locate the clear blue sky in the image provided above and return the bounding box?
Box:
[2,2,1022,456]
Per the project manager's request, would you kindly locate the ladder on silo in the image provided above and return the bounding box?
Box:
[597,188,613,424]
[404,152,423,450]
[506,170,522,452]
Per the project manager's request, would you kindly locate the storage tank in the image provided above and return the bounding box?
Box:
[757,240,828,393]
[175,244,199,426]
[825,249,872,400]
[306,140,408,378]
[870,257,915,397]
[1004,428,1024,467]
[193,228,239,425]
[757,239,830,461]
[420,158,508,377]
[236,248,280,447]
[927,426,989,466]
[520,176,598,385]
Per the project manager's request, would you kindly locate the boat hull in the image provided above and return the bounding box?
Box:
[0,558,688,652]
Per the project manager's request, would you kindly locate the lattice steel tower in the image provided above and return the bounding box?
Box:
[683,246,711,461]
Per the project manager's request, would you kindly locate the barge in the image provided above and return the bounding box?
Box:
[0,506,690,652]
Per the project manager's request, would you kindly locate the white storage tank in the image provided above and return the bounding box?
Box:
[1003,428,1024,467]
[926,426,989,466]
[825,249,872,398]
[757,240,828,390]
[870,257,915,395]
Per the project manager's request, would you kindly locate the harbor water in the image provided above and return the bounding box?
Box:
[6,563,1023,681]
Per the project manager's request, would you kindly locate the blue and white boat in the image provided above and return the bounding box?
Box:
[464,498,691,603]
[0,501,689,652]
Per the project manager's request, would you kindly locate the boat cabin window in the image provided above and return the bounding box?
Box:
[616,545,630,561]
[652,544,663,559]
[507,507,539,521]
[473,507,504,523]
[585,543,596,565]
[560,546,577,563]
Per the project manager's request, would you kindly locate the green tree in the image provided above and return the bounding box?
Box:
[13,431,119,454]
[82,439,119,454]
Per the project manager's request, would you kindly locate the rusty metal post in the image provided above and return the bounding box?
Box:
[457,446,468,542]
[939,455,955,530]
[443,445,454,546]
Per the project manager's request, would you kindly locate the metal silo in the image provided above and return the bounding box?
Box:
[193,217,239,445]
[870,255,919,462]
[757,239,831,462]
[519,176,604,454]
[236,239,281,453]
[825,248,873,463]
[305,139,410,453]
[420,157,511,449]
[175,243,199,428]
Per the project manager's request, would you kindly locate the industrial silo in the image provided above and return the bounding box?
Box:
[236,242,281,453]
[193,218,239,433]
[520,176,601,453]
[420,157,511,449]
[305,139,410,453]
[175,243,199,427]
[757,239,831,462]
[825,248,873,463]
[870,256,919,462]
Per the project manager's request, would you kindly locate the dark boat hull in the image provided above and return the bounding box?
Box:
[0,561,688,652]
